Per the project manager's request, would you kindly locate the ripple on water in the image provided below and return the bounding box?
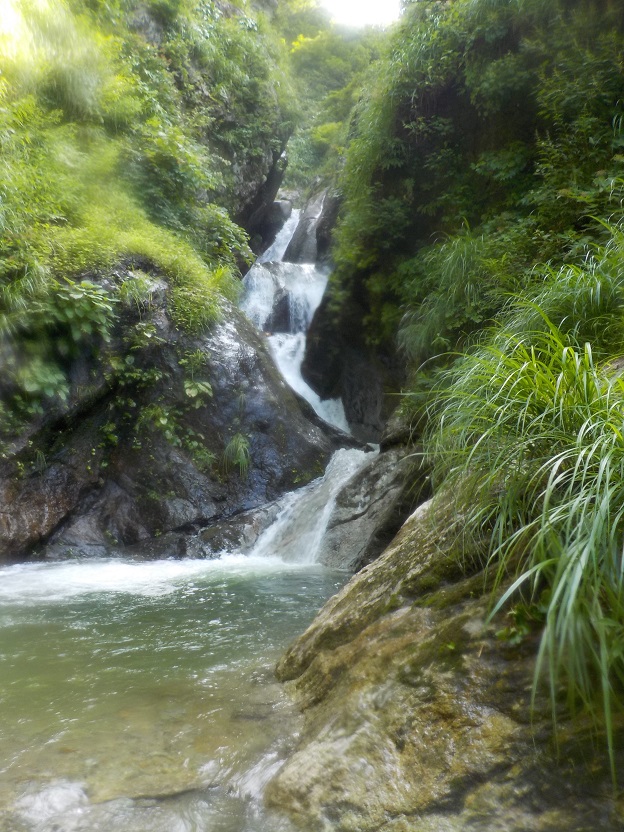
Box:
[0,558,345,832]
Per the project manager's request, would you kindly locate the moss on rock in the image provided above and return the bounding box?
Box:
[269,497,624,831]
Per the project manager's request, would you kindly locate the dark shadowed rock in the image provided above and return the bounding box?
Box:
[314,191,341,265]
[237,152,289,251]
[251,200,294,260]
[302,298,395,443]
[0,267,334,561]
[265,290,291,332]
[283,191,327,264]
[114,498,285,561]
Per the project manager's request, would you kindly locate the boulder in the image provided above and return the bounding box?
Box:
[316,447,426,571]
[111,498,286,561]
[268,498,624,832]
[283,191,327,264]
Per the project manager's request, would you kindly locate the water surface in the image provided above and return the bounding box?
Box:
[0,555,345,831]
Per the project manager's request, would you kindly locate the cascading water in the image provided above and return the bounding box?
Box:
[240,218,350,434]
[257,210,301,264]
[0,212,375,832]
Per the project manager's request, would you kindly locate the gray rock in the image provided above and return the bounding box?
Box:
[269,498,624,832]
[119,499,284,560]
[317,448,425,571]
[0,267,334,561]
[283,191,327,264]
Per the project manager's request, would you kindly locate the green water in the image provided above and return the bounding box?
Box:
[0,554,344,832]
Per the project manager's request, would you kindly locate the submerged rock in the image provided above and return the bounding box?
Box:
[268,499,624,831]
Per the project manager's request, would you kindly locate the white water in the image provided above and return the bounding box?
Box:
[253,447,370,563]
[239,262,326,334]
[241,213,350,433]
[0,553,297,605]
[268,333,351,433]
[257,210,301,263]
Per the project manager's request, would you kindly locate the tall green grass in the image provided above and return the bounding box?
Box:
[429,318,624,778]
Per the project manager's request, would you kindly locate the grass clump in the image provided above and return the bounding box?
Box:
[223,432,251,478]
[428,313,624,779]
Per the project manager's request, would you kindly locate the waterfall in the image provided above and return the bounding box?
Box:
[0,207,380,832]
[241,213,350,433]
[258,210,301,264]
[252,447,370,564]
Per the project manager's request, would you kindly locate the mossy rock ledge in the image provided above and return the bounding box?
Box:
[268,499,624,831]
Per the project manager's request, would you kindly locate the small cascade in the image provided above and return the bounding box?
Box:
[241,210,349,433]
[258,209,301,264]
[239,262,326,334]
[268,333,350,433]
[252,448,371,564]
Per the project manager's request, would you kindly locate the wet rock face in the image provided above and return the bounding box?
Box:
[238,155,290,253]
[316,448,425,571]
[249,199,293,260]
[268,499,624,831]
[283,191,327,264]
[0,269,334,561]
[302,303,390,444]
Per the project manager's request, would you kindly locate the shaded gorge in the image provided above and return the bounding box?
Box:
[0,204,377,832]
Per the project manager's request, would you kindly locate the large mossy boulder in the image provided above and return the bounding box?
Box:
[268,499,624,831]
[0,265,334,561]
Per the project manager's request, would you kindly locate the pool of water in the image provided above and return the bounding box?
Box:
[0,555,345,832]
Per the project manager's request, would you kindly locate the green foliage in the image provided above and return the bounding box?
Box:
[223,432,251,477]
[428,318,624,779]
[118,270,157,314]
[0,0,301,422]
[399,230,519,362]
[329,0,624,352]
[312,0,624,775]
[282,23,385,190]
[424,220,624,776]
[38,279,117,355]
[135,398,216,471]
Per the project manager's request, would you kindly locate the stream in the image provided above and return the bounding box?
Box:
[0,211,365,831]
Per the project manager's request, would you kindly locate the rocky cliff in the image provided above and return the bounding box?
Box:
[0,263,335,561]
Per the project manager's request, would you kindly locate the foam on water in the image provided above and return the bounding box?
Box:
[0,554,305,606]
